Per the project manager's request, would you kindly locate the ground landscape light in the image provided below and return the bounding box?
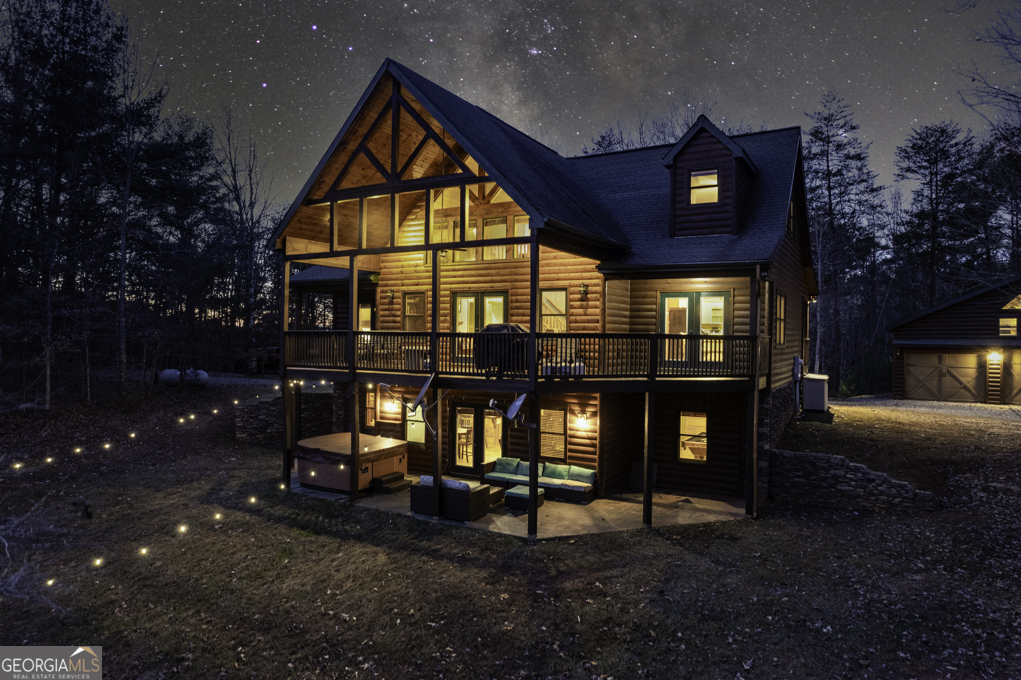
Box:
[13,463,22,469]
[139,548,148,555]
[46,579,55,586]
[74,447,81,453]
[129,433,136,438]
[234,400,238,405]
[103,443,111,449]
[213,409,218,414]
[215,513,222,520]
[45,457,53,463]
[178,525,187,533]
[249,497,256,504]
[93,558,102,567]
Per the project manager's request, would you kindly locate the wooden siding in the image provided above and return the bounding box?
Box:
[627,277,752,335]
[892,285,1021,342]
[362,387,599,478]
[596,392,645,495]
[604,279,630,333]
[768,208,811,389]
[672,129,737,236]
[649,392,746,497]
[377,244,603,332]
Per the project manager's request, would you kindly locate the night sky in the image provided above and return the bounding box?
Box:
[113,0,1011,203]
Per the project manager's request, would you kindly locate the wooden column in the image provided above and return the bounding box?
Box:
[527,393,539,542]
[348,255,358,383]
[282,379,295,485]
[745,266,761,518]
[528,231,539,390]
[643,390,655,526]
[432,386,443,517]
[280,257,291,486]
[431,243,439,371]
[350,382,361,503]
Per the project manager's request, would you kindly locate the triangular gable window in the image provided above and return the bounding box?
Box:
[401,137,464,181]
[336,151,387,191]
[1003,295,1021,310]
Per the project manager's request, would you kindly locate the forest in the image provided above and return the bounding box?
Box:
[3,0,1021,409]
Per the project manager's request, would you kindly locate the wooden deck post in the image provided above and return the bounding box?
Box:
[280,257,291,486]
[348,254,357,383]
[431,242,439,372]
[350,382,361,503]
[282,379,295,485]
[432,386,443,518]
[527,392,539,542]
[528,231,539,390]
[745,266,761,518]
[643,389,655,526]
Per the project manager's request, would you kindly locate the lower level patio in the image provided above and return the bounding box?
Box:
[288,471,745,538]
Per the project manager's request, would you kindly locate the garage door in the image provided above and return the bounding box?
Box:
[1002,351,1021,405]
[904,353,984,403]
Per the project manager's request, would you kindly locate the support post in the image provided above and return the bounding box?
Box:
[348,255,357,383]
[350,382,361,503]
[432,386,443,518]
[527,392,539,542]
[643,390,655,526]
[528,231,539,390]
[431,242,439,372]
[746,266,761,518]
[282,379,295,485]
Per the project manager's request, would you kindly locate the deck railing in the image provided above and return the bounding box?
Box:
[284,331,763,379]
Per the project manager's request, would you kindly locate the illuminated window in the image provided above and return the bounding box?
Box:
[365,391,376,427]
[679,412,707,462]
[690,170,719,205]
[358,305,372,331]
[540,289,567,333]
[403,292,425,332]
[1000,318,1017,336]
[513,215,530,259]
[540,408,567,459]
[483,217,507,261]
[775,293,786,346]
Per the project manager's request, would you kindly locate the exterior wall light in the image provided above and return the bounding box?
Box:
[387,289,395,304]
[577,412,590,429]
[579,283,589,300]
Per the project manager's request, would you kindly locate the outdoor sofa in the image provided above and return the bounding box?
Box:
[483,457,596,504]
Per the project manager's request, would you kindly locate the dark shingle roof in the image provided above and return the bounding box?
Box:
[569,127,803,270]
[388,61,630,249]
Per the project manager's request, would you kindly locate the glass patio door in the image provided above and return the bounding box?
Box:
[453,292,508,362]
[452,403,505,474]
[660,293,694,365]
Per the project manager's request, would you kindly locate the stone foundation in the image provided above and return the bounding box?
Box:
[764,448,938,511]
[759,381,798,448]
[235,392,334,443]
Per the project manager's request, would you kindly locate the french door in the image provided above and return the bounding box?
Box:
[659,291,731,364]
[452,403,506,474]
[452,291,508,362]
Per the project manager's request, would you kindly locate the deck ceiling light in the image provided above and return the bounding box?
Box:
[579,282,589,300]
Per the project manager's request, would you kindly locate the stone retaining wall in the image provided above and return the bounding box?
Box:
[235,392,334,443]
[764,448,938,511]
[759,381,798,448]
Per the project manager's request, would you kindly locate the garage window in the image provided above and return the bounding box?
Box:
[1000,318,1017,336]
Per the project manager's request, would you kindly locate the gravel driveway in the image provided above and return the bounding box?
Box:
[832,395,1021,423]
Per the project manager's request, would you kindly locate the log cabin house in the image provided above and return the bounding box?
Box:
[270,59,817,532]
[889,275,1021,404]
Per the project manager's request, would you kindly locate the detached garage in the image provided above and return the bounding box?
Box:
[890,276,1021,405]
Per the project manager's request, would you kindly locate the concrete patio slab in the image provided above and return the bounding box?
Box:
[288,472,745,538]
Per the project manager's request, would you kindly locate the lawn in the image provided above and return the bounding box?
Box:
[1,384,1019,679]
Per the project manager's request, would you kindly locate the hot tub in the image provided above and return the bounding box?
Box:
[295,433,408,493]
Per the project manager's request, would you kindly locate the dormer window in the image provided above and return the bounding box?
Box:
[690,170,719,205]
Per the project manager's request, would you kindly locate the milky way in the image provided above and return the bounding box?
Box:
[113,0,1010,202]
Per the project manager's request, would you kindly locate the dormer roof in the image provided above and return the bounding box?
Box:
[661,115,757,173]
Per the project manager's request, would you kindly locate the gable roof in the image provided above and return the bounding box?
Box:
[661,115,757,172]
[887,273,1021,331]
[271,59,630,251]
[571,127,803,271]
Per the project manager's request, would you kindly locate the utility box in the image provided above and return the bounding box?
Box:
[803,374,829,411]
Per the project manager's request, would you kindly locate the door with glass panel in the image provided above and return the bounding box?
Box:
[452,403,505,474]
[452,292,508,363]
[659,293,694,365]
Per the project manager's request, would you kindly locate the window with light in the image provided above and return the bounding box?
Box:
[690,170,719,205]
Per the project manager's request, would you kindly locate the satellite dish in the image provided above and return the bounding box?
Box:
[410,373,435,413]
[506,393,527,420]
